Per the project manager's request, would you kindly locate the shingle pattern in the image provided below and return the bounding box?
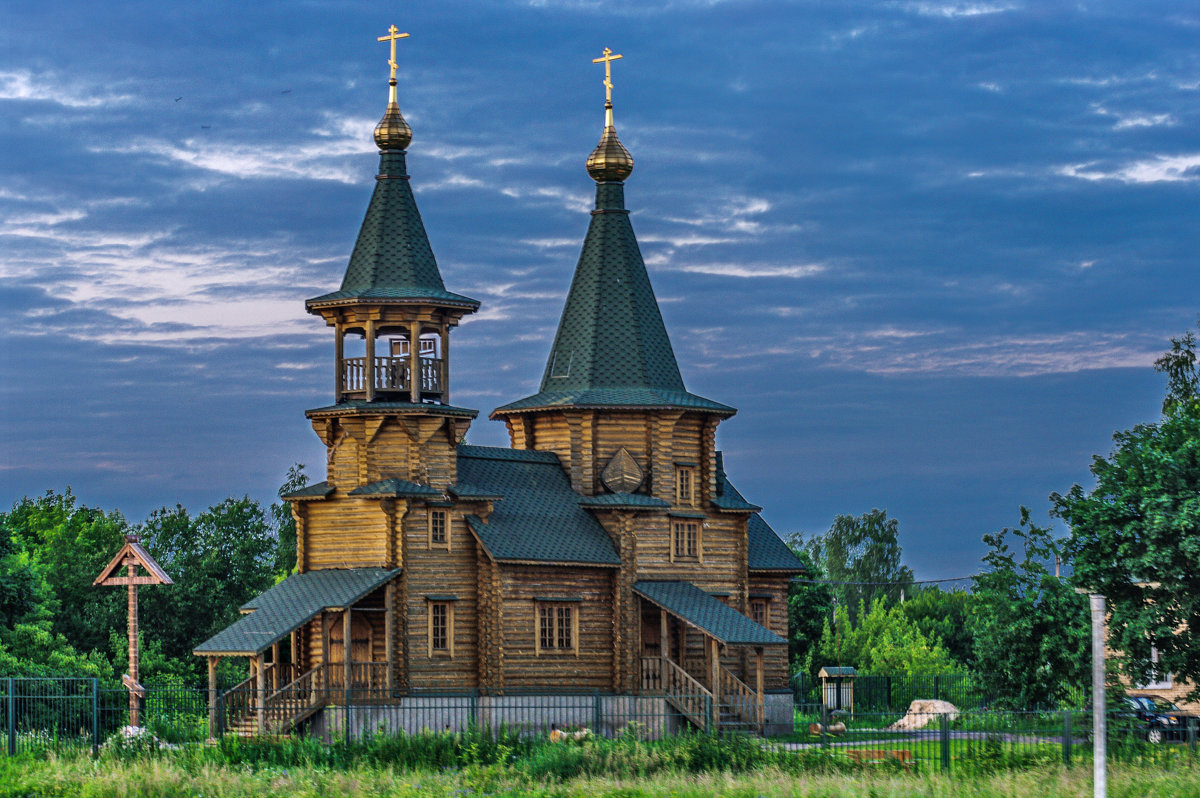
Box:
[578,492,669,509]
[307,400,479,418]
[632,581,785,646]
[457,445,620,566]
[713,452,806,573]
[305,151,478,310]
[281,481,334,501]
[349,478,441,498]
[194,568,399,655]
[447,484,505,501]
[495,182,729,416]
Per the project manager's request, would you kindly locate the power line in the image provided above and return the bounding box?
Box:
[789,575,975,586]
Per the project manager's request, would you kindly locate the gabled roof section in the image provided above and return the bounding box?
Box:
[493,182,731,418]
[633,581,785,646]
[194,568,398,656]
[306,151,479,311]
[457,445,620,566]
[93,536,172,586]
[281,481,334,501]
[715,452,805,572]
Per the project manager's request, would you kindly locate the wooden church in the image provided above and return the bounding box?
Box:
[195,33,805,736]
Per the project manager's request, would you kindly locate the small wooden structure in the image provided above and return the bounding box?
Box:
[94,534,172,727]
[819,666,857,712]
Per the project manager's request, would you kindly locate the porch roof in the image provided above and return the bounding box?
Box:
[633,580,786,646]
[193,567,399,657]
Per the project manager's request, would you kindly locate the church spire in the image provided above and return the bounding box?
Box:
[493,48,732,419]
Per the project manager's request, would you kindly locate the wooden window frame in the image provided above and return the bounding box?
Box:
[750,598,770,628]
[670,520,702,563]
[427,601,454,658]
[428,508,449,549]
[534,602,579,657]
[675,466,696,507]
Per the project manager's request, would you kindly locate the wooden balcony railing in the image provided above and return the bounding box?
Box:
[341,356,443,397]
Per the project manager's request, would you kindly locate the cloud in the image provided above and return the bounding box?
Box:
[0,69,137,109]
[1091,104,1176,130]
[899,2,1018,19]
[663,195,774,235]
[660,262,826,279]
[1057,154,1200,184]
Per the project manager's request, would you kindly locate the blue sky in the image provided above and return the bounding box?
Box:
[2,1,1197,579]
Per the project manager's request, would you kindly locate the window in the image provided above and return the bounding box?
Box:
[676,466,695,506]
[1137,646,1172,690]
[427,602,454,657]
[671,520,700,561]
[429,509,448,547]
[536,603,577,655]
[750,599,769,628]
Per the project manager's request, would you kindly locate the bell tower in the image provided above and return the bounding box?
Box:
[292,27,481,574]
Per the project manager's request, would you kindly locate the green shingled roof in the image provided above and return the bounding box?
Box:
[281,481,334,501]
[194,568,398,656]
[714,453,805,572]
[349,478,441,498]
[457,445,620,566]
[307,400,479,419]
[494,182,730,417]
[579,492,669,510]
[633,581,785,646]
[306,151,479,310]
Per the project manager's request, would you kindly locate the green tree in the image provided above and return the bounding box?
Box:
[809,598,962,676]
[805,509,913,622]
[1055,324,1200,700]
[271,463,307,576]
[969,507,1089,708]
[138,497,277,679]
[0,490,128,656]
[784,539,834,678]
[900,586,975,668]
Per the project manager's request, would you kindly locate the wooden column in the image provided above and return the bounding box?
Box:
[321,612,331,689]
[364,320,376,402]
[255,654,266,734]
[207,656,218,739]
[271,642,280,690]
[127,562,140,728]
[343,607,353,695]
[408,321,421,403]
[440,325,450,402]
[659,610,669,662]
[385,582,395,691]
[709,637,720,730]
[290,630,299,669]
[334,325,344,401]
[755,647,765,733]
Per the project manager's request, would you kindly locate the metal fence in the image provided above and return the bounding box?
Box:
[2,676,1197,774]
[792,672,998,712]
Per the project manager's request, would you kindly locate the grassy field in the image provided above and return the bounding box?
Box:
[0,748,1197,798]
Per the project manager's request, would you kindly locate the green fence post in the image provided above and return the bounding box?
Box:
[939,713,951,772]
[1188,717,1197,755]
[6,678,14,756]
[592,689,601,733]
[344,684,351,741]
[934,675,940,701]
[469,688,477,729]
[1061,711,1071,766]
[820,704,829,750]
[92,679,100,756]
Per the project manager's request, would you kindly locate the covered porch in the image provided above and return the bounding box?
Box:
[193,567,400,736]
[633,581,786,733]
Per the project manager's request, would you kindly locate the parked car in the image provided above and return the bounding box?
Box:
[1122,696,1199,743]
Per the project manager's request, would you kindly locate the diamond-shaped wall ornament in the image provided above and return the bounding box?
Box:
[601,447,644,493]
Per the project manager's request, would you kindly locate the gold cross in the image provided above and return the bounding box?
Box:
[592,47,623,104]
[377,25,410,81]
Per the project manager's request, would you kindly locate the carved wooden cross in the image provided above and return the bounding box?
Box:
[377,24,410,80]
[94,534,172,728]
[592,47,623,103]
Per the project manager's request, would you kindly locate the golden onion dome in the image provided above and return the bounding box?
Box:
[374,79,412,150]
[586,101,634,182]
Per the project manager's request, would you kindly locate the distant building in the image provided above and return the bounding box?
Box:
[195,38,805,736]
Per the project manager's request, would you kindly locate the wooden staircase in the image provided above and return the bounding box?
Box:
[642,656,763,733]
[223,664,325,736]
